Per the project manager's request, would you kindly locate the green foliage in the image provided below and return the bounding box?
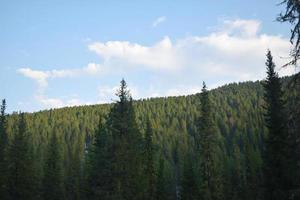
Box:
[0,99,8,198]
[263,50,299,200]
[143,119,156,200]
[42,130,64,200]
[6,113,38,200]
[106,79,144,200]
[196,82,223,200]
[4,77,294,199]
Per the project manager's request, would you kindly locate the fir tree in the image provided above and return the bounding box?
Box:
[6,113,36,200]
[156,156,166,200]
[106,79,143,200]
[86,117,112,200]
[197,82,222,200]
[263,50,297,199]
[144,119,156,200]
[181,150,198,200]
[0,99,8,198]
[42,131,64,200]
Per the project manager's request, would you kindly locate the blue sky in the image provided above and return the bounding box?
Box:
[0,0,296,112]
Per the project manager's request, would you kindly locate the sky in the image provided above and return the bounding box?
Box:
[0,0,298,113]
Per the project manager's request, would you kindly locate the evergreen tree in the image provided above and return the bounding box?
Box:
[86,117,112,200]
[197,82,222,200]
[0,99,8,198]
[42,131,64,200]
[144,119,156,200]
[106,79,143,200]
[156,156,166,200]
[6,113,36,200]
[263,50,297,199]
[181,150,198,200]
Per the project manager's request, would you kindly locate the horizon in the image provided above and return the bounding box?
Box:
[1,0,298,113]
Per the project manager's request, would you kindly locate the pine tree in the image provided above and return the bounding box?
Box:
[263,50,297,200]
[42,131,64,200]
[144,119,156,200]
[106,79,143,200]
[6,113,36,200]
[197,82,222,200]
[156,156,166,200]
[0,99,8,198]
[181,150,198,200]
[86,117,112,200]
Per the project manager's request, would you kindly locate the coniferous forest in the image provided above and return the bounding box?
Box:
[1,1,300,200]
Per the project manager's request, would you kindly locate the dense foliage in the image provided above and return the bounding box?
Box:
[0,74,298,199]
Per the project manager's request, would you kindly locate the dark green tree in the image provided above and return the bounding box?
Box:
[6,113,37,200]
[144,119,156,200]
[86,117,112,200]
[181,150,198,200]
[42,131,64,200]
[278,0,300,68]
[263,50,298,199]
[197,82,222,200]
[0,99,8,198]
[106,79,143,200]
[156,156,166,200]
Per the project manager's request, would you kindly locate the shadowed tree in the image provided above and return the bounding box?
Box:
[106,79,143,200]
[42,131,64,200]
[0,99,8,198]
[144,119,156,200]
[6,113,37,200]
[196,82,222,200]
[263,50,299,199]
[86,117,112,200]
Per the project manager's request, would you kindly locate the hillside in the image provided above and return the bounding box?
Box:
[4,79,269,199]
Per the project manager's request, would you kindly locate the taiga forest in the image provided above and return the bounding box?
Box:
[0,1,300,200]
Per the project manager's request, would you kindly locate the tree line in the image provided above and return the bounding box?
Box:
[0,49,299,199]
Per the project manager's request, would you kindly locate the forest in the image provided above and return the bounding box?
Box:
[0,49,299,200]
[1,1,300,200]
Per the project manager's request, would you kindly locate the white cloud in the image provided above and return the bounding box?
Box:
[221,19,261,37]
[18,68,49,91]
[18,63,103,91]
[165,86,203,96]
[89,19,292,81]
[88,36,179,70]
[17,18,297,111]
[152,16,166,27]
[36,95,93,109]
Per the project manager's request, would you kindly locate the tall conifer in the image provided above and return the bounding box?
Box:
[263,50,297,199]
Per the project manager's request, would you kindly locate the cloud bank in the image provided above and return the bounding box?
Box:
[17,19,295,110]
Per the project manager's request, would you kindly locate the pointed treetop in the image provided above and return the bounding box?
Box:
[202,81,207,93]
[265,50,277,78]
[116,78,131,102]
[1,99,6,117]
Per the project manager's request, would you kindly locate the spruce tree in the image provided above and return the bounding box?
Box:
[42,131,64,200]
[0,99,8,198]
[197,82,222,200]
[144,119,156,200]
[86,117,112,200]
[6,113,36,200]
[106,79,143,200]
[156,156,166,200]
[263,50,297,200]
[181,150,198,200]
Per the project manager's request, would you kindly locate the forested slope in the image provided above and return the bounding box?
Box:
[4,79,270,199]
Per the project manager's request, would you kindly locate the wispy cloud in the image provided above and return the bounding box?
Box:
[152,16,166,27]
[17,63,103,91]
